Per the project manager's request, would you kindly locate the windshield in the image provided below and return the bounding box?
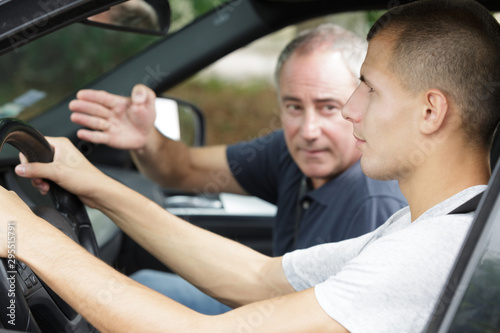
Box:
[0,0,229,122]
[169,0,230,32]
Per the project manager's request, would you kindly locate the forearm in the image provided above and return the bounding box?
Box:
[18,219,206,332]
[131,129,192,189]
[131,130,246,194]
[21,227,341,332]
[92,178,289,306]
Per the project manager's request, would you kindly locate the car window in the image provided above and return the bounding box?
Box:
[0,24,160,121]
[0,0,230,123]
[445,205,500,332]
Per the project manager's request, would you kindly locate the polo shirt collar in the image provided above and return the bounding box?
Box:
[302,161,362,206]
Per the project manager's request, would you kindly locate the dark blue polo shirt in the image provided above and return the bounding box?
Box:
[226,130,407,256]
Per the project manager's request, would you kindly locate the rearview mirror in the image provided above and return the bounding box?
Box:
[154,97,205,147]
[85,0,170,36]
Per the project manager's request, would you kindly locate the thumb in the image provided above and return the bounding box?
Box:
[15,161,59,182]
[131,84,149,104]
[14,162,55,195]
[130,84,157,127]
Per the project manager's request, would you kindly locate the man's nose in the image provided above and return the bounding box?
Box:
[342,88,361,124]
[301,109,321,140]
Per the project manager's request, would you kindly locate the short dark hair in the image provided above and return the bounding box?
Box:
[368,0,500,149]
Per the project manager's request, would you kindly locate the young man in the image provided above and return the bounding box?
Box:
[1,0,498,331]
[68,24,406,314]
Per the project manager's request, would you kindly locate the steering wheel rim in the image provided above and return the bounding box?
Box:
[0,118,99,332]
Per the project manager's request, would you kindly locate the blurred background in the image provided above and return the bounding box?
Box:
[165,3,378,145]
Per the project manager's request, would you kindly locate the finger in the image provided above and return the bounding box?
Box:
[15,164,56,195]
[15,137,70,180]
[15,162,58,182]
[19,152,28,164]
[31,178,50,195]
[135,84,156,103]
[76,129,110,145]
[32,178,45,186]
[76,89,127,109]
[69,99,112,119]
[131,84,150,104]
[70,112,111,132]
[129,84,157,120]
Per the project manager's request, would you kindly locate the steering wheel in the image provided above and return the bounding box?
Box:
[0,118,99,332]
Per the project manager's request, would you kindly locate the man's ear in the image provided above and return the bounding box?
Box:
[419,89,449,135]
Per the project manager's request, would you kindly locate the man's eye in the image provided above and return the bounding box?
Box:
[363,82,374,93]
[317,105,338,114]
[286,104,302,112]
[323,105,338,112]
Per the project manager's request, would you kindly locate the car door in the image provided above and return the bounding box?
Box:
[425,141,500,332]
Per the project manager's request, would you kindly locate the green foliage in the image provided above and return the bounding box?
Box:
[366,10,386,28]
[192,0,224,15]
[448,255,500,332]
[168,0,230,31]
[0,24,159,119]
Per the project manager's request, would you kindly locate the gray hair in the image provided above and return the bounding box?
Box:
[274,23,367,86]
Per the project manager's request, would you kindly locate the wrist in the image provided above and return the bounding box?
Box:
[80,175,123,211]
[132,128,162,156]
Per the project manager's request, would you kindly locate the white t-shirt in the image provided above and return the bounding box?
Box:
[283,185,486,333]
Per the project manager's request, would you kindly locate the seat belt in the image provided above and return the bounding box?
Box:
[448,192,484,215]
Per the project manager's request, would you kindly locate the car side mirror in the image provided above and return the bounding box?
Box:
[154,97,205,147]
[85,0,171,36]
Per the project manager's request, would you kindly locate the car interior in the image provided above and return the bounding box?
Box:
[0,0,499,332]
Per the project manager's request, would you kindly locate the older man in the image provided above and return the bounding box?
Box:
[69,24,405,254]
